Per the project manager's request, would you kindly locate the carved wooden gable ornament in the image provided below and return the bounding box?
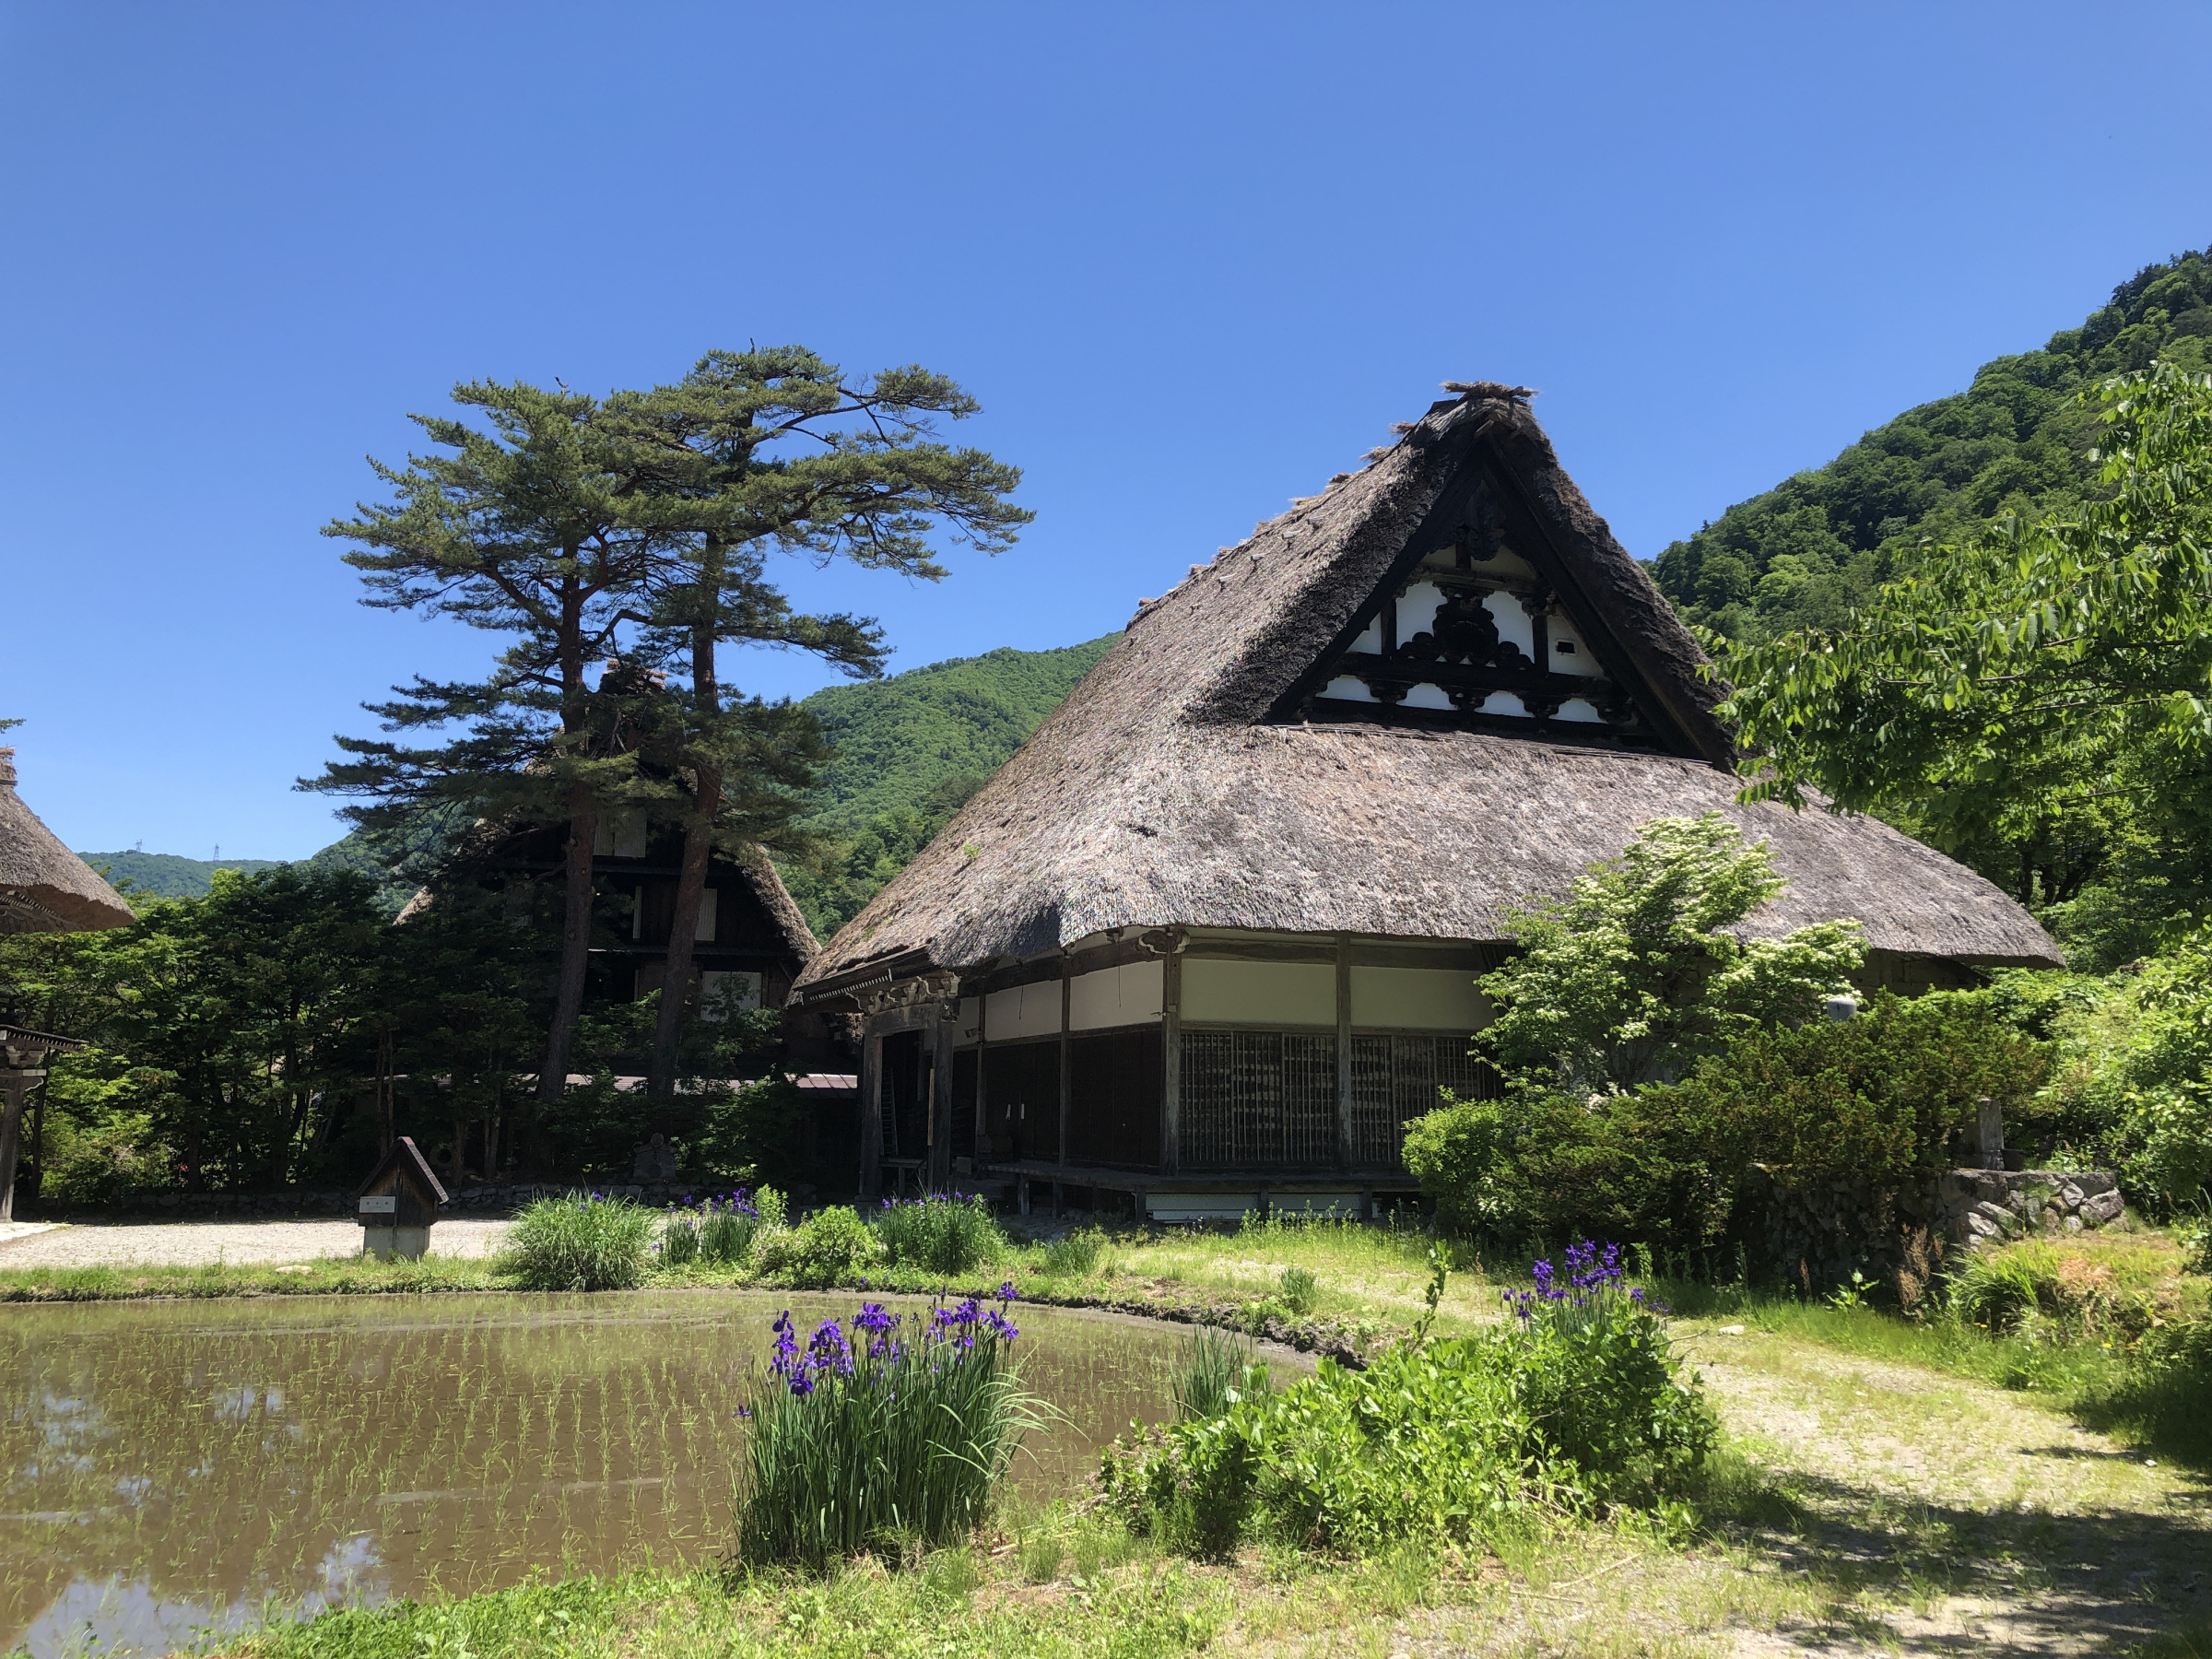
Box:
[1274,459,1700,757]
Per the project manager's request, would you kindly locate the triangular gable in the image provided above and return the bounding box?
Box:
[356,1134,449,1204]
[1270,427,1712,759]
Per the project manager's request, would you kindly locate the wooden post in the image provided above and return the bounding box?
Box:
[859,1030,884,1200]
[1335,936,1354,1171]
[0,1070,42,1224]
[1161,947,1182,1175]
[1059,959,1072,1174]
[974,994,990,1164]
[930,1010,957,1192]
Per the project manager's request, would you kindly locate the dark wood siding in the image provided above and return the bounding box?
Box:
[983,1039,1060,1164]
[1068,1027,1162,1169]
[950,1049,978,1161]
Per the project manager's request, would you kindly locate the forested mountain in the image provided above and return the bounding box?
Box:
[161,633,1121,936]
[1653,248,2212,643]
[778,635,1121,938]
[76,850,283,899]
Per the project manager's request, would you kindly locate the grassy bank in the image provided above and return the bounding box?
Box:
[0,1253,505,1301]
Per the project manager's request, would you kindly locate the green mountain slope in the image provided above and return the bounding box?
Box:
[1653,248,2212,643]
[76,851,283,900]
[799,636,1122,830]
[782,634,1122,938]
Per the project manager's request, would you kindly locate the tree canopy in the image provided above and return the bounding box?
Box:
[1720,363,2212,961]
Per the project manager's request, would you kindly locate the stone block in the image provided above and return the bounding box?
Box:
[2059,1182,2086,1211]
[2082,1189,2125,1225]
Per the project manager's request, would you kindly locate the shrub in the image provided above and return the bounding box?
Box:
[502,1194,655,1291]
[873,1193,1006,1276]
[1041,1227,1105,1277]
[751,1205,882,1288]
[1171,1326,1274,1423]
[1408,993,2049,1247]
[735,1292,1035,1566]
[1103,1242,1714,1558]
[1278,1265,1319,1315]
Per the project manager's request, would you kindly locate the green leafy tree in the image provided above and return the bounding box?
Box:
[1720,363,2212,962]
[1476,813,1865,1093]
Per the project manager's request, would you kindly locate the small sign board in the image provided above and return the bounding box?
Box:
[359,1194,397,1216]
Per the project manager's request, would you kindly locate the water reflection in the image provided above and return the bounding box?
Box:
[1,1291,1217,1656]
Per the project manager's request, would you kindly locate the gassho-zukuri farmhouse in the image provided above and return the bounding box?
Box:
[791,383,2060,1219]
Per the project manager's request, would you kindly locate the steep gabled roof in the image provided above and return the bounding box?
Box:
[796,389,2059,994]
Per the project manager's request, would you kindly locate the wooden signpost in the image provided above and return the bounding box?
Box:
[357,1135,448,1261]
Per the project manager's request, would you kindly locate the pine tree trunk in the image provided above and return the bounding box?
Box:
[649,536,726,1102]
[539,793,598,1106]
[649,767,721,1099]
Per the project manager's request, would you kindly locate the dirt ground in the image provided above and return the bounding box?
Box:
[0,1217,513,1267]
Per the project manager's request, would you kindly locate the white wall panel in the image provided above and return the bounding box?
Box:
[952,996,982,1046]
[1068,959,1163,1030]
[1349,966,1488,1031]
[984,980,1063,1041]
[1182,959,1335,1027]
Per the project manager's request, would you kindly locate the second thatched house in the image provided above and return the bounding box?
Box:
[791,386,2060,1216]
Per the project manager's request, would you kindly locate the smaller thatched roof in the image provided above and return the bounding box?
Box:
[0,750,134,935]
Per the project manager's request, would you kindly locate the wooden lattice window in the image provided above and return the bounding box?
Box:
[1180,1030,1338,1170]
[1350,1034,1499,1171]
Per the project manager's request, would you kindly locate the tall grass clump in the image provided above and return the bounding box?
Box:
[1104,1241,1714,1558]
[1041,1227,1106,1277]
[1171,1327,1274,1422]
[504,1194,655,1291]
[873,1193,1006,1276]
[735,1288,1038,1567]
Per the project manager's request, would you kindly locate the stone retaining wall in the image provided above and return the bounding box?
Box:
[1938,1169,2124,1244]
[1740,1165,2128,1298]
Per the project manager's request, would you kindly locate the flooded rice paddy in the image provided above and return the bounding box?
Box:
[1,1290,1230,1657]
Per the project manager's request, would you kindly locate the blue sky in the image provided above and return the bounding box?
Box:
[5,3,2208,860]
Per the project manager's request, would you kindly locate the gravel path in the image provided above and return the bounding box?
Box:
[0,1218,514,1268]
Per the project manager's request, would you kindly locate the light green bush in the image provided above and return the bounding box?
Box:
[1041,1227,1106,1277]
[750,1205,883,1288]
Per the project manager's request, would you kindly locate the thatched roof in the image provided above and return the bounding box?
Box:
[797,389,2058,994]
[0,750,135,935]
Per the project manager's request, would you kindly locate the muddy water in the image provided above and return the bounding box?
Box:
[0,1290,1228,1657]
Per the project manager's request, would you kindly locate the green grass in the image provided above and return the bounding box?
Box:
[0,1253,503,1301]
